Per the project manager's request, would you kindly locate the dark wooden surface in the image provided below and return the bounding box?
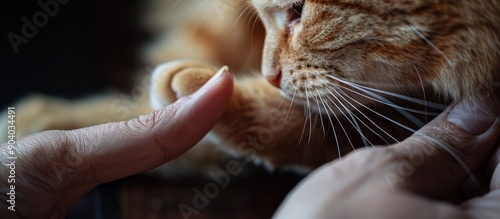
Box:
[68,167,304,219]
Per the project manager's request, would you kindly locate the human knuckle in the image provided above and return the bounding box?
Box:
[132,109,178,162]
[28,130,87,185]
[420,125,475,155]
[154,136,172,163]
[126,111,159,133]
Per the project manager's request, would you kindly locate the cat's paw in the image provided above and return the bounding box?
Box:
[149,60,221,109]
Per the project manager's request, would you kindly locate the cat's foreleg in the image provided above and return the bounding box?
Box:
[0,93,151,142]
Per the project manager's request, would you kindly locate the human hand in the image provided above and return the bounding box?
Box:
[0,68,233,218]
[275,97,500,219]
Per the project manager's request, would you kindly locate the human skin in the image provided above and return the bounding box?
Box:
[274,97,500,219]
[0,68,233,219]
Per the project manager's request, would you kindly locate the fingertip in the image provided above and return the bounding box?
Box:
[153,66,234,158]
[389,98,500,197]
[189,66,233,101]
[476,117,500,144]
[447,97,499,135]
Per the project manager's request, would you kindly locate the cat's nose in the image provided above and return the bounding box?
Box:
[266,70,282,88]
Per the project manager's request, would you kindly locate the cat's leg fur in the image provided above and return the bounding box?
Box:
[0,93,151,142]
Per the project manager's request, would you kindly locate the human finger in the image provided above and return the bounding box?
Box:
[387,97,500,198]
[35,67,234,186]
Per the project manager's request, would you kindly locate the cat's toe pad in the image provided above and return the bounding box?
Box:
[149,60,218,109]
[171,69,214,98]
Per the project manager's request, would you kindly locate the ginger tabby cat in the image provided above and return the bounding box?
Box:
[2,0,499,171]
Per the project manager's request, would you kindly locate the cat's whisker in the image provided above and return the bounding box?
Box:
[344,83,439,116]
[333,88,396,144]
[168,0,184,16]
[313,92,327,138]
[246,9,262,65]
[298,82,310,145]
[239,3,266,66]
[325,88,373,148]
[415,133,479,187]
[345,84,425,128]
[324,76,439,122]
[319,88,355,146]
[323,91,361,152]
[305,86,313,144]
[285,88,298,123]
[325,74,446,111]
[333,85,419,133]
[246,4,261,29]
[298,111,309,146]
[302,102,308,117]
[228,4,255,49]
[193,0,210,11]
[350,82,446,111]
[274,95,287,114]
[349,110,372,147]
[318,93,342,160]
[323,96,356,154]
[246,0,272,35]
[409,26,456,74]
[415,65,429,123]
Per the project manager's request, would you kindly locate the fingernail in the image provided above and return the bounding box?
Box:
[190,66,229,99]
[448,98,498,135]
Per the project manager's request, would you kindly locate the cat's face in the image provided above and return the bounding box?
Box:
[251,0,499,109]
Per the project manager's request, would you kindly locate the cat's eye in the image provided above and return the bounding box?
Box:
[290,2,304,21]
[293,3,303,16]
[288,1,304,35]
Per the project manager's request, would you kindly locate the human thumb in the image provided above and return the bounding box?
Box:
[390,96,500,198]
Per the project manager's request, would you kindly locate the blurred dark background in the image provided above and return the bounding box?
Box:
[1,1,147,218]
[1,1,299,218]
[1,0,147,109]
